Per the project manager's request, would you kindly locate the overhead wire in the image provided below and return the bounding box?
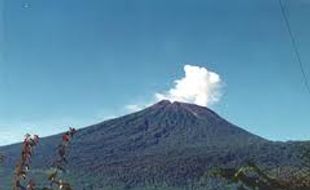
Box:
[278,0,310,95]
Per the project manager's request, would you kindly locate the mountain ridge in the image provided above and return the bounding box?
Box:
[0,100,302,189]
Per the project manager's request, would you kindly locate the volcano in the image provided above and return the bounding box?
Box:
[0,100,301,189]
[75,100,266,154]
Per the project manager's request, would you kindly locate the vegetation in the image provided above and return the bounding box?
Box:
[213,143,310,190]
[45,127,76,190]
[0,103,309,189]
[1,132,310,189]
[13,133,39,190]
[0,153,4,162]
[6,128,76,190]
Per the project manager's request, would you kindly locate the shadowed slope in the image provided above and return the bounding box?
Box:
[0,100,300,189]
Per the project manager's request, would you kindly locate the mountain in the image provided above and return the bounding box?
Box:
[0,100,303,189]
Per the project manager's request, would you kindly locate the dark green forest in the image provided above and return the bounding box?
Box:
[1,102,310,190]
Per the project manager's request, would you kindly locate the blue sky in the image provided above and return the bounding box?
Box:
[0,0,310,145]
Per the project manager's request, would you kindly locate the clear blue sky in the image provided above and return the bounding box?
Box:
[0,0,310,145]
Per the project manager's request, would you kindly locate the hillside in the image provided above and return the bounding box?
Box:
[0,100,303,189]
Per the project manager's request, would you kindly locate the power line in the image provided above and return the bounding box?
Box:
[278,0,310,95]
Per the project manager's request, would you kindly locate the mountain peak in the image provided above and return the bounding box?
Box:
[0,99,268,189]
[155,99,172,106]
[151,100,200,109]
[148,100,209,118]
[120,100,263,146]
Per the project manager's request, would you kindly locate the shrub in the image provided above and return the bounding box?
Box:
[11,127,76,190]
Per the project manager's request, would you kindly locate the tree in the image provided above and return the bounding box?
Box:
[44,127,76,190]
[13,134,40,190]
[11,127,76,190]
[214,160,310,190]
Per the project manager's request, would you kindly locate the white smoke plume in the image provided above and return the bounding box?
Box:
[155,65,222,107]
[124,65,222,113]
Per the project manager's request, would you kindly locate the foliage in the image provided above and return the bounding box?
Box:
[9,128,76,190]
[0,153,4,162]
[44,127,76,190]
[12,133,40,190]
[214,161,310,190]
[0,102,309,189]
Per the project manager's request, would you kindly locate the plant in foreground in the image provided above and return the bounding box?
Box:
[45,127,76,190]
[213,161,310,190]
[13,133,40,190]
[12,127,76,190]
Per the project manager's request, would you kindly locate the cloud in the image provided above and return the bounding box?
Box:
[124,65,223,113]
[0,65,222,145]
[155,65,222,107]
[125,104,146,112]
